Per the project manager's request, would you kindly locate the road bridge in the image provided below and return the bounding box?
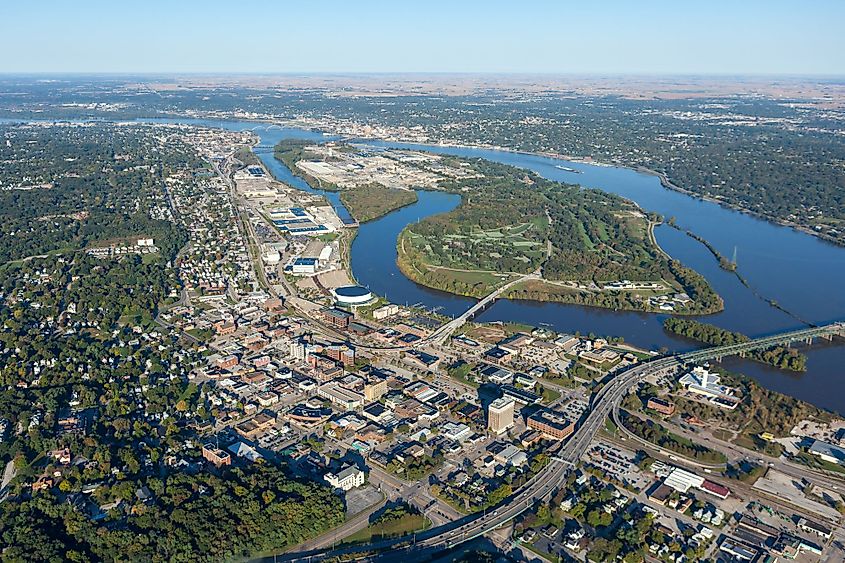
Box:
[275,321,844,561]
[679,322,845,363]
[423,272,540,346]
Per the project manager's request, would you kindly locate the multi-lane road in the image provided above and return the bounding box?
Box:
[278,321,844,561]
[276,357,680,561]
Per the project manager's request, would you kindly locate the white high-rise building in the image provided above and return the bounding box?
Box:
[488,397,516,435]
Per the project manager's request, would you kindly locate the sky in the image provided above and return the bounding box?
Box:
[2,0,844,75]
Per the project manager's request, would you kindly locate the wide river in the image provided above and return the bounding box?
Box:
[130,119,845,415]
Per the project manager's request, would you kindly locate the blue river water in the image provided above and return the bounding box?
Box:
[196,120,845,414]
[9,117,841,414]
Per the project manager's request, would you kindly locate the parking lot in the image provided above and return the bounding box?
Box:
[585,440,651,491]
[345,484,383,516]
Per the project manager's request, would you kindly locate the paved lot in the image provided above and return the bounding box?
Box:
[345,484,383,516]
[752,470,841,520]
[586,440,651,491]
[821,527,845,563]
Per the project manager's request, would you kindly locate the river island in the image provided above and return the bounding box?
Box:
[276,139,723,316]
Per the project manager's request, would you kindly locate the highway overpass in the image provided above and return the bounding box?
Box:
[277,321,844,562]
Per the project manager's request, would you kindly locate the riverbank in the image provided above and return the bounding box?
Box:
[332,124,845,250]
[663,318,808,372]
[8,112,840,248]
[274,140,422,223]
[396,229,522,298]
[662,221,815,327]
[647,220,670,259]
[168,116,845,416]
[387,149,723,316]
[339,183,419,223]
[636,166,845,249]
[274,140,342,192]
[371,130,845,250]
[397,226,723,316]
[4,115,843,414]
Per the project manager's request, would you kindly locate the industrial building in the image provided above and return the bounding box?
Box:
[317,381,365,410]
[663,467,705,493]
[808,439,845,466]
[270,207,333,235]
[261,245,281,265]
[662,466,731,499]
[290,257,319,274]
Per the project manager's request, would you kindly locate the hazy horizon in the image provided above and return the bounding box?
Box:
[3,1,844,75]
[3,71,845,78]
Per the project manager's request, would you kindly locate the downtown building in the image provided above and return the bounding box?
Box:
[487,397,516,435]
[527,408,575,440]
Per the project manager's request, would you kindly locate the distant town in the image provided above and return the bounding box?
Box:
[1,75,844,563]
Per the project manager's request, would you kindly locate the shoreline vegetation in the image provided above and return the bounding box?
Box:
[672,366,834,457]
[324,129,845,250]
[339,183,418,223]
[663,317,808,372]
[369,131,844,250]
[666,218,737,272]
[664,221,812,325]
[264,117,844,250]
[1,114,840,248]
[272,135,724,316]
[640,166,845,250]
[274,140,420,223]
[391,155,722,315]
[274,139,342,192]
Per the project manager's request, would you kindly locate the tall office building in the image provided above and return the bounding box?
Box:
[488,397,516,435]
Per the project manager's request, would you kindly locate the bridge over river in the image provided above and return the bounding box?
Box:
[423,272,541,346]
[274,321,845,562]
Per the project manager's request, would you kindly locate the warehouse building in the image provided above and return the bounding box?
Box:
[317,381,365,410]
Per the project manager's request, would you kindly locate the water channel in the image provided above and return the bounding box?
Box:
[18,117,843,414]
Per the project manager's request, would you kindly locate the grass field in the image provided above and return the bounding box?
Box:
[397,230,520,297]
[540,386,561,404]
[432,268,516,290]
[793,451,845,475]
[411,220,547,273]
[343,513,429,544]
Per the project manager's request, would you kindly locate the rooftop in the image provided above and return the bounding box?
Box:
[334,285,371,298]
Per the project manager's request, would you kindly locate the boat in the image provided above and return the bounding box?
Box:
[555,165,581,173]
